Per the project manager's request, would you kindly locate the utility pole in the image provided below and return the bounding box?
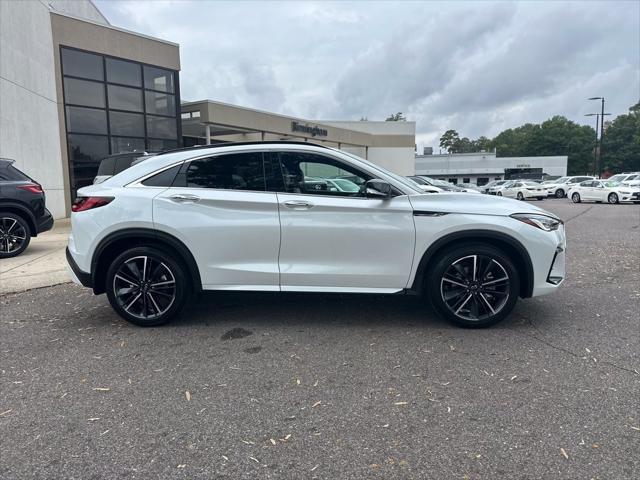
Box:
[588,97,606,176]
[584,113,599,176]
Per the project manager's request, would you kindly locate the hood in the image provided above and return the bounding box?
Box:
[409,192,554,217]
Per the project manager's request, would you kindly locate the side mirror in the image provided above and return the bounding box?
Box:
[362,179,393,198]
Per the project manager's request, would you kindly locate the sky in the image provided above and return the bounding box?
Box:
[96,0,639,150]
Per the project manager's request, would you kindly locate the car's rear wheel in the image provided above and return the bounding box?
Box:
[608,193,619,204]
[517,192,524,201]
[497,191,502,196]
[0,213,31,259]
[571,192,581,203]
[555,189,565,198]
[427,244,520,328]
[537,197,544,201]
[105,246,189,326]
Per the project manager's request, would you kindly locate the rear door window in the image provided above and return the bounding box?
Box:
[173,152,266,191]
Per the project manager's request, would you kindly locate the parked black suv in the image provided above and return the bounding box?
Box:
[0,159,54,258]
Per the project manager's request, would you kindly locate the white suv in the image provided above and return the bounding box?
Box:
[67,142,566,328]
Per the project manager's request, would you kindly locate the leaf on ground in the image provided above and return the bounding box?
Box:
[249,456,260,463]
[0,409,13,416]
[312,401,321,408]
[560,448,569,459]
[269,438,276,446]
[222,455,229,461]
[185,391,191,401]
[296,379,301,385]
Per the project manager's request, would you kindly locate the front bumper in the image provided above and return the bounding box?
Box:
[36,209,54,234]
[66,247,92,288]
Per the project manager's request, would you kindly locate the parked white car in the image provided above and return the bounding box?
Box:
[608,172,640,188]
[568,180,640,204]
[497,181,548,201]
[545,176,595,198]
[485,180,511,195]
[405,177,444,193]
[67,142,566,328]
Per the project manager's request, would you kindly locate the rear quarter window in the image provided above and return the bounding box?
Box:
[141,164,182,187]
[0,164,31,181]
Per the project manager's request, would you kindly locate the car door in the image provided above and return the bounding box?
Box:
[592,181,608,201]
[152,151,281,290]
[271,150,415,292]
[577,181,593,200]
[502,182,519,198]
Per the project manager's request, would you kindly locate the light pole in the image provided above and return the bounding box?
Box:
[588,97,605,176]
[585,112,611,176]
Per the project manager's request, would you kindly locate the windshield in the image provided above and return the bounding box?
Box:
[555,177,569,183]
[409,176,429,185]
[608,174,627,182]
[604,181,622,187]
[523,181,541,186]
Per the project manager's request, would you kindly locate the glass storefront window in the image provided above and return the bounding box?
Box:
[61,47,180,198]
[106,58,142,87]
[145,91,176,116]
[148,139,178,152]
[109,111,145,137]
[66,106,107,135]
[107,85,143,112]
[64,78,105,108]
[146,115,177,139]
[110,137,146,154]
[61,48,103,80]
[144,66,174,93]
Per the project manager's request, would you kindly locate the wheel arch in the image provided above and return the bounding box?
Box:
[411,229,534,298]
[91,228,202,295]
[0,201,37,236]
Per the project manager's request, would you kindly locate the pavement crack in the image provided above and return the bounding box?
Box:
[517,312,639,376]
[562,205,594,223]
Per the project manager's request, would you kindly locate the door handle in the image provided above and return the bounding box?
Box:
[169,193,200,203]
[283,200,313,209]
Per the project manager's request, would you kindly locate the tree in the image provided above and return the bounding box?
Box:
[439,130,460,153]
[385,112,406,121]
[602,103,640,173]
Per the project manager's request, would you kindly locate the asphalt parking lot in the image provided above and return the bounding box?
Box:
[1,199,638,479]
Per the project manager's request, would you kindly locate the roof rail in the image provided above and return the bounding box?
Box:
[155,140,330,157]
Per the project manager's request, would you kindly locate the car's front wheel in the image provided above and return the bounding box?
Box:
[0,213,31,259]
[571,192,581,203]
[517,192,524,201]
[427,244,520,328]
[608,193,619,204]
[555,189,565,198]
[105,246,189,326]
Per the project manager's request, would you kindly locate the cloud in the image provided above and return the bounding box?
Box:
[96,0,639,147]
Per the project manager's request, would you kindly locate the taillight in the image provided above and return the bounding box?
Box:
[17,183,43,194]
[72,196,114,212]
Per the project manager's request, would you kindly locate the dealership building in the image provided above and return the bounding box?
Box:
[415,151,568,185]
[0,0,415,219]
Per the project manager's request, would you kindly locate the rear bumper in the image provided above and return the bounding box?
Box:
[66,247,92,288]
[36,209,54,234]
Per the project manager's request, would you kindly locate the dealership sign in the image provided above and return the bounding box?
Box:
[291,121,328,137]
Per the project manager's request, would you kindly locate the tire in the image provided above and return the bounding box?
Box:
[105,246,189,326]
[427,244,520,328]
[571,192,581,203]
[517,192,524,201]
[555,189,565,198]
[497,191,502,196]
[537,197,544,201]
[608,193,619,204]
[0,213,31,259]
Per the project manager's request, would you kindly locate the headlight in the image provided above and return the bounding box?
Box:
[620,190,631,194]
[510,213,562,231]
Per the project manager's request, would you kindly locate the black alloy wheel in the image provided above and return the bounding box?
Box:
[517,192,524,201]
[0,213,31,258]
[555,189,565,198]
[428,244,520,328]
[608,193,619,204]
[571,192,581,203]
[106,246,188,326]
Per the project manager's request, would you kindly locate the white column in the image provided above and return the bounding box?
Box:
[205,124,211,145]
